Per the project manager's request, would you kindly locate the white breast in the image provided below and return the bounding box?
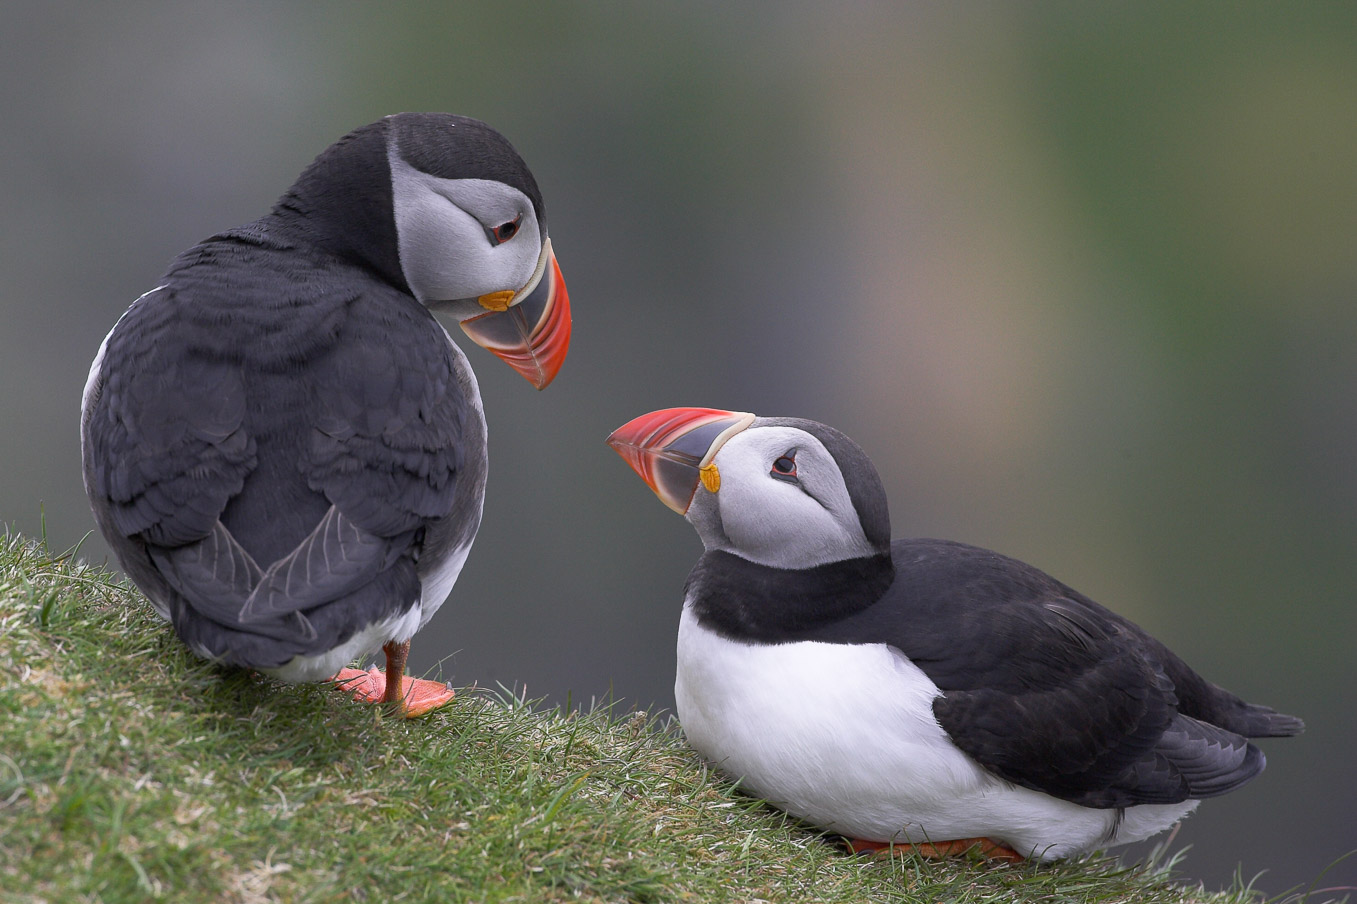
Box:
[674,603,1198,859]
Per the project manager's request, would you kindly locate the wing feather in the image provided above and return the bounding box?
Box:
[238,506,394,622]
[872,540,1286,808]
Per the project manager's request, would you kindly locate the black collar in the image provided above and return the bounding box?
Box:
[684,549,895,643]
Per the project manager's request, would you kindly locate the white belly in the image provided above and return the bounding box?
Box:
[674,605,1197,859]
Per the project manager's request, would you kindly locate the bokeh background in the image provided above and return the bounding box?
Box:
[3,2,1352,894]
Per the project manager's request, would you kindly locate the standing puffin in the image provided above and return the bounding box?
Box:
[81,113,570,716]
[607,408,1302,860]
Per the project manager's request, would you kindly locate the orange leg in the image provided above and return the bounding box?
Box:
[331,640,455,718]
[846,836,1024,863]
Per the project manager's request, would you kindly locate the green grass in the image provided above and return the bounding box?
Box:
[0,530,1331,903]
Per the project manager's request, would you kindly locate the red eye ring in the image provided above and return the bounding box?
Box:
[772,453,797,477]
[491,214,522,244]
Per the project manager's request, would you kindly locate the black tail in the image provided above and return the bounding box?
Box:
[1146,637,1305,738]
[1232,703,1305,738]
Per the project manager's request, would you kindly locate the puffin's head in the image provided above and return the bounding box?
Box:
[276,112,570,389]
[386,113,570,389]
[607,408,891,568]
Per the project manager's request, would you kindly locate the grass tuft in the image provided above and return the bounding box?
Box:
[0,530,1338,903]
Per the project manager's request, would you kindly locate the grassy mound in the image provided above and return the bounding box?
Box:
[0,532,1292,903]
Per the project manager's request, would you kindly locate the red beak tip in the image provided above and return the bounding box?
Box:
[606,408,757,515]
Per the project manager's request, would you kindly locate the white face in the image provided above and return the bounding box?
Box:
[388,148,543,318]
[686,425,877,569]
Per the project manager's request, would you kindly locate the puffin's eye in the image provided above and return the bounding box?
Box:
[490,215,522,244]
[771,452,798,483]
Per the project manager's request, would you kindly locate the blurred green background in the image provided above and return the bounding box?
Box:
[3,2,1352,893]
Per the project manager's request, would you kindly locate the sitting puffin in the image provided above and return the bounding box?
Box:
[607,408,1301,860]
[81,113,570,716]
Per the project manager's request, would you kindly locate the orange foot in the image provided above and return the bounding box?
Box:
[846,836,1024,863]
[331,667,455,718]
[329,640,455,718]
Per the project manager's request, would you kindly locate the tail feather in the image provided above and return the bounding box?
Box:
[1229,703,1305,739]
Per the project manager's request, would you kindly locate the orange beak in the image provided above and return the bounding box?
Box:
[460,239,571,390]
[606,407,755,514]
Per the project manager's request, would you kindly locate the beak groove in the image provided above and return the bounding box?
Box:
[460,238,571,389]
[606,408,755,514]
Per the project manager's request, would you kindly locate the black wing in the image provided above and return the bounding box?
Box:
[851,539,1300,808]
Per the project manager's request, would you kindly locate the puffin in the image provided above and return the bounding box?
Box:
[81,113,570,716]
[606,407,1302,860]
